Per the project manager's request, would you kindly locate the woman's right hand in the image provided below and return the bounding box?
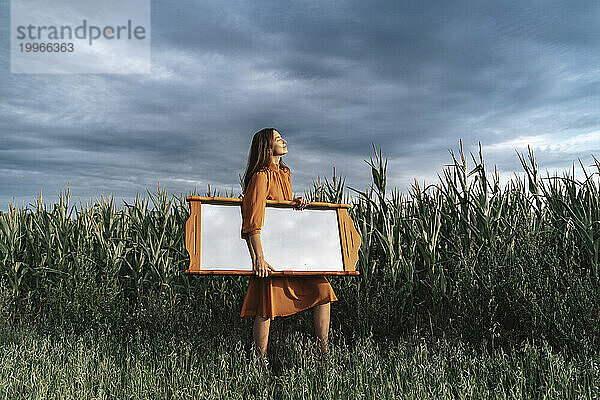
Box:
[254,256,275,278]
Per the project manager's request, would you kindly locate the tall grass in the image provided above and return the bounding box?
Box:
[330,142,599,355]
[0,325,598,399]
[0,142,598,359]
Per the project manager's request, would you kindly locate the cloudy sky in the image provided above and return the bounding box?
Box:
[1,0,599,212]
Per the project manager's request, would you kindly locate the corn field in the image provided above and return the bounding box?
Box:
[0,142,599,398]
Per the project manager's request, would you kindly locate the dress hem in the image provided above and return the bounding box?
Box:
[240,297,338,320]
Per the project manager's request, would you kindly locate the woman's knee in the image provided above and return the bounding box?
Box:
[313,302,330,314]
[254,316,271,330]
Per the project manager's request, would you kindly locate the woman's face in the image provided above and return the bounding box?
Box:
[272,130,288,156]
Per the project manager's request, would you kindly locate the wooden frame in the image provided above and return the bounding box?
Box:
[184,196,361,276]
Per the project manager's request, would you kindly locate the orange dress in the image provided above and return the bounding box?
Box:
[239,162,338,319]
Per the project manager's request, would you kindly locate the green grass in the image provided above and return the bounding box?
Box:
[0,324,598,399]
[1,141,599,397]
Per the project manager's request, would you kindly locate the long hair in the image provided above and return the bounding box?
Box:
[242,127,289,192]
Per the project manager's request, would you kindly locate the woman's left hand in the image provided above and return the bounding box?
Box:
[293,196,309,210]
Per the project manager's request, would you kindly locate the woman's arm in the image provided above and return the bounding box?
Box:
[241,172,268,238]
[245,233,274,277]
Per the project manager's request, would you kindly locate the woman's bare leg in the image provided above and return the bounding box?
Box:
[253,316,271,356]
[313,302,330,354]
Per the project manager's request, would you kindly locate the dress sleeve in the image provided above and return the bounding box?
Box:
[241,171,268,239]
[283,168,293,200]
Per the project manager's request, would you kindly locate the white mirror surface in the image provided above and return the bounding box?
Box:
[200,204,343,271]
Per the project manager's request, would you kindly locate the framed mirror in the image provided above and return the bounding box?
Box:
[185,196,360,276]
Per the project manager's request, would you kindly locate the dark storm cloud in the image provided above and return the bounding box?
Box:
[1,0,599,210]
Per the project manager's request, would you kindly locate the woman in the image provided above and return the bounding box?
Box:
[240,127,338,358]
